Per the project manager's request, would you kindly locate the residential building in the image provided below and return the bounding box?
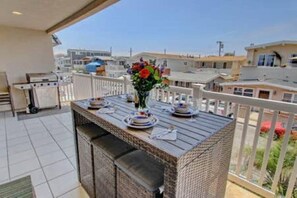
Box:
[221,67,297,102]
[245,40,297,67]
[195,56,246,80]
[168,70,233,91]
[67,48,112,66]
[130,52,197,72]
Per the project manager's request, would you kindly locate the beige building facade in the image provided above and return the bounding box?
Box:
[195,56,246,79]
[245,40,297,67]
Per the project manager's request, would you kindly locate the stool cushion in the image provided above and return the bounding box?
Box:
[77,123,107,141]
[115,150,164,192]
[92,134,134,160]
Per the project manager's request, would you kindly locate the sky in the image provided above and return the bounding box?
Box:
[54,0,297,57]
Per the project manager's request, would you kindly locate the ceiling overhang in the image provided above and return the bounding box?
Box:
[46,0,118,34]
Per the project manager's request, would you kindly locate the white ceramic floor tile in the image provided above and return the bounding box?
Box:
[32,138,56,148]
[43,159,74,181]
[57,138,74,149]
[35,143,61,157]
[8,142,33,155]
[0,166,9,183]
[9,157,40,178]
[7,136,30,147]
[53,132,73,142]
[9,149,37,165]
[11,168,46,187]
[35,183,54,198]
[39,150,67,167]
[0,147,7,157]
[62,146,75,158]
[6,131,27,140]
[68,156,77,170]
[27,127,48,135]
[48,171,80,197]
[0,156,7,168]
[58,186,89,198]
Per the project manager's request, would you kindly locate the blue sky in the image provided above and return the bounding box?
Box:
[54,0,297,56]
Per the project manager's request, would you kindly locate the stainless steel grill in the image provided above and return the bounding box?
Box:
[14,72,61,114]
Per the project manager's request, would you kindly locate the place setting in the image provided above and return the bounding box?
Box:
[122,111,159,129]
[161,102,199,122]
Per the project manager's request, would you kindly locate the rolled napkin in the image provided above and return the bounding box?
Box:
[96,107,116,114]
[149,127,177,141]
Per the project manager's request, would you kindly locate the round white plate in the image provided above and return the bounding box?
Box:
[169,108,199,117]
[87,101,111,109]
[122,116,159,129]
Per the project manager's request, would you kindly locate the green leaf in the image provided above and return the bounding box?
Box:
[145,66,154,73]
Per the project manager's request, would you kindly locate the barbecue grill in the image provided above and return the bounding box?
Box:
[14,72,61,114]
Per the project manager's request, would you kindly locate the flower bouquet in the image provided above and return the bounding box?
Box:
[128,58,169,111]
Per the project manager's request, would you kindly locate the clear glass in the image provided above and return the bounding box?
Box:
[136,90,150,111]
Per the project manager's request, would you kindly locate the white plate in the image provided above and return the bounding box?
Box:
[122,115,159,129]
[169,108,199,117]
[87,101,111,109]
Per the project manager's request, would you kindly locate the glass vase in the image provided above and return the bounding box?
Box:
[136,90,150,112]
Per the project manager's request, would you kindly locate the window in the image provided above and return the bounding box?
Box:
[234,87,254,97]
[213,62,217,68]
[233,88,243,95]
[283,93,297,103]
[223,62,227,69]
[257,54,275,66]
[202,62,205,67]
[243,89,253,97]
[290,54,297,65]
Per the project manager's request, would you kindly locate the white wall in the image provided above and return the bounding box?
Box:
[0,25,55,110]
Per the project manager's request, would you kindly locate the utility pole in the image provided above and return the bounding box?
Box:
[129,48,132,57]
[164,49,167,54]
[216,41,224,56]
[110,47,112,56]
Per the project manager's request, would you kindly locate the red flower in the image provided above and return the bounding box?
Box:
[139,68,150,79]
[132,63,141,71]
[144,61,149,66]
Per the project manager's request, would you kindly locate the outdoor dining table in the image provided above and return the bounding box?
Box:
[70,95,236,198]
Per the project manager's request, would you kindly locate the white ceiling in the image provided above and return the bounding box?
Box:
[0,0,111,32]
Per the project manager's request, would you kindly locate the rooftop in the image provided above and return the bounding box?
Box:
[195,55,246,62]
[168,70,221,83]
[245,40,297,50]
[133,52,196,61]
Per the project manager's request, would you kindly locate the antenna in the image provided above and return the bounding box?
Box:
[130,48,132,57]
[216,41,224,56]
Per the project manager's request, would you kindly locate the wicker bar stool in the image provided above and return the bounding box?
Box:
[77,123,107,198]
[92,134,134,198]
[115,150,164,198]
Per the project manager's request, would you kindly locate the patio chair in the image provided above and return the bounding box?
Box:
[0,72,15,116]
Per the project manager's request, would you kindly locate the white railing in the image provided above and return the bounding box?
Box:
[59,82,74,102]
[72,73,297,197]
[193,84,297,198]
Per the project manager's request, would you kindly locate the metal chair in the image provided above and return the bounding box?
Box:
[0,72,15,116]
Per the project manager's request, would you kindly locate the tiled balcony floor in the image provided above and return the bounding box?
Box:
[0,111,259,198]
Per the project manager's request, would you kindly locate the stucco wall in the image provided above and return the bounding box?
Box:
[222,84,297,101]
[0,26,55,111]
[246,45,297,66]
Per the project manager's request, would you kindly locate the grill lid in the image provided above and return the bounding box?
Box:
[26,73,58,83]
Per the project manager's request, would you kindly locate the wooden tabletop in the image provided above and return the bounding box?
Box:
[71,95,234,164]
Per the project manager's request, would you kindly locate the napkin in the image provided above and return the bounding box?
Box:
[96,107,116,114]
[149,127,177,141]
[161,106,172,112]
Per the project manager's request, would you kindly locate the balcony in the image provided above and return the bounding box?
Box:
[1,72,296,197]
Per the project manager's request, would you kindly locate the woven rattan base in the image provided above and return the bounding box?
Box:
[94,148,116,198]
